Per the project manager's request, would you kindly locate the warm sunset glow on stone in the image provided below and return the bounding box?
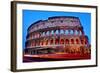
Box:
[23,16,91,62]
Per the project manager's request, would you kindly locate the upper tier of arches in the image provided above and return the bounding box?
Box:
[28,16,81,33]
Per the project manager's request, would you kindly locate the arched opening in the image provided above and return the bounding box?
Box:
[38,41,40,46]
[42,32,45,36]
[30,42,32,47]
[40,41,42,45]
[41,41,44,45]
[71,39,74,44]
[76,39,79,44]
[51,30,54,35]
[60,30,64,34]
[55,38,59,44]
[36,41,39,46]
[50,39,54,45]
[70,30,74,35]
[46,40,48,45]
[46,31,49,35]
[75,30,78,35]
[81,40,84,44]
[55,30,59,34]
[35,41,37,46]
[60,39,64,44]
[32,41,35,46]
[79,31,82,35]
[65,39,69,44]
[65,30,68,35]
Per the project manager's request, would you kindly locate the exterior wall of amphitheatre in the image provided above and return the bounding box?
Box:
[24,16,90,55]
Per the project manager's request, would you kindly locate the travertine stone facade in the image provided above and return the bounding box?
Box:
[24,16,91,55]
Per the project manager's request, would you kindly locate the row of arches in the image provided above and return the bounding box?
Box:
[29,18,80,33]
[25,45,90,55]
[42,29,82,35]
[26,38,88,48]
[28,29,84,40]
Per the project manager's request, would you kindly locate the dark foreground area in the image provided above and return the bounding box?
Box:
[23,53,91,62]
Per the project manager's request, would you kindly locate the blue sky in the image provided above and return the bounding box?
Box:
[23,10,91,49]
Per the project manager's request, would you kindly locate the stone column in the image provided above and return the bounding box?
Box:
[58,29,60,35]
[73,30,75,35]
[48,31,50,36]
[53,38,55,46]
[45,31,47,36]
[64,30,65,35]
[39,33,41,38]
[68,30,70,35]
[72,30,74,35]
[49,31,51,36]
[54,30,56,36]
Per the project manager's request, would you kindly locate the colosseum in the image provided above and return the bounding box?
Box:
[23,16,91,62]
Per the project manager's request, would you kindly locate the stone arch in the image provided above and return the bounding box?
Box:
[55,30,59,34]
[75,30,78,35]
[71,39,74,44]
[50,39,54,45]
[46,31,49,35]
[40,40,42,45]
[51,30,54,35]
[36,40,39,46]
[65,30,68,35]
[60,39,64,44]
[60,29,64,34]
[32,41,35,46]
[76,39,79,44]
[79,30,82,35]
[70,30,74,35]
[46,40,48,45]
[55,38,59,44]
[65,39,69,44]
[42,32,45,36]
